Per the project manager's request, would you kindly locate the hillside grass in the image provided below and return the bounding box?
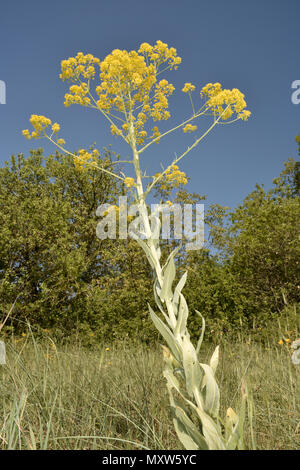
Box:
[0,327,299,450]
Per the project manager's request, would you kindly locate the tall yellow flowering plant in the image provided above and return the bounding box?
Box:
[23,40,251,450]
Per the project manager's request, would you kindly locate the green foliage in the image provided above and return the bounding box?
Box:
[0,148,120,332]
[77,239,158,344]
[197,158,300,330]
[226,187,299,319]
[183,250,246,339]
[0,148,299,342]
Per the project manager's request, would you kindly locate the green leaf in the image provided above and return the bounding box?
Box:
[209,345,219,375]
[224,407,238,444]
[173,271,187,310]
[135,237,157,271]
[195,310,205,355]
[225,384,247,450]
[149,213,161,250]
[170,397,209,450]
[172,416,200,450]
[153,279,172,327]
[160,253,176,302]
[148,304,181,362]
[182,335,202,397]
[199,363,220,418]
[174,293,188,337]
[196,406,226,450]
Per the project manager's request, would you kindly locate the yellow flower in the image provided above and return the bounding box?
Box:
[23,115,52,139]
[60,41,181,143]
[22,129,31,139]
[278,339,284,345]
[138,42,153,54]
[163,165,188,187]
[110,124,122,136]
[200,83,250,121]
[238,110,251,121]
[21,332,26,337]
[103,205,119,216]
[151,126,161,143]
[57,138,66,145]
[73,149,97,171]
[183,123,197,133]
[105,347,110,351]
[285,338,291,343]
[52,123,60,133]
[124,177,135,188]
[182,83,195,93]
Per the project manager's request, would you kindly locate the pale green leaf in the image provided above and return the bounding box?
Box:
[182,335,202,397]
[148,304,181,362]
[196,406,226,450]
[174,293,188,337]
[209,345,219,375]
[200,363,220,418]
[173,271,187,310]
[195,310,205,355]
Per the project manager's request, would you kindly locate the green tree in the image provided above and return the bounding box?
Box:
[0,148,120,333]
[0,148,205,342]
[202,159,300,325]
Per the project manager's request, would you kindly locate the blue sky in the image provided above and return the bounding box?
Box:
[0,0,299,211]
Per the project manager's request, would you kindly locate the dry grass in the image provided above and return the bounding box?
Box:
[0,329,299,450]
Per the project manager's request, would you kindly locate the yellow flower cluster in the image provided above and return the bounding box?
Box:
[151,126,161,143]
[64,83,91,107]
[96,42,179,144]
[73,148,99,171]
[60,53,100,108]
[139,40,181,70]
[182,83,195,93]
[23,115,66,148]
[155,164,188,189]
[151,79,174,122]
[110,124,123,136]
[59,41,181,146]
[124,177,135,188]
[60,52,100,82]
[278,338,291,345]
[201,83,251,121]
[52,123,60,133]
[183,123,197,133]
[22,114,52,139]
[22,129,31,139]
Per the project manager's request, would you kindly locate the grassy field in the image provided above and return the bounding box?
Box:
[0,329,299,450]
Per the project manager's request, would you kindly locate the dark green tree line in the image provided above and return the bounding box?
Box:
[0,144,299,342]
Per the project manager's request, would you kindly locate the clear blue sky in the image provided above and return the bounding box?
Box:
[1,0,299,210]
